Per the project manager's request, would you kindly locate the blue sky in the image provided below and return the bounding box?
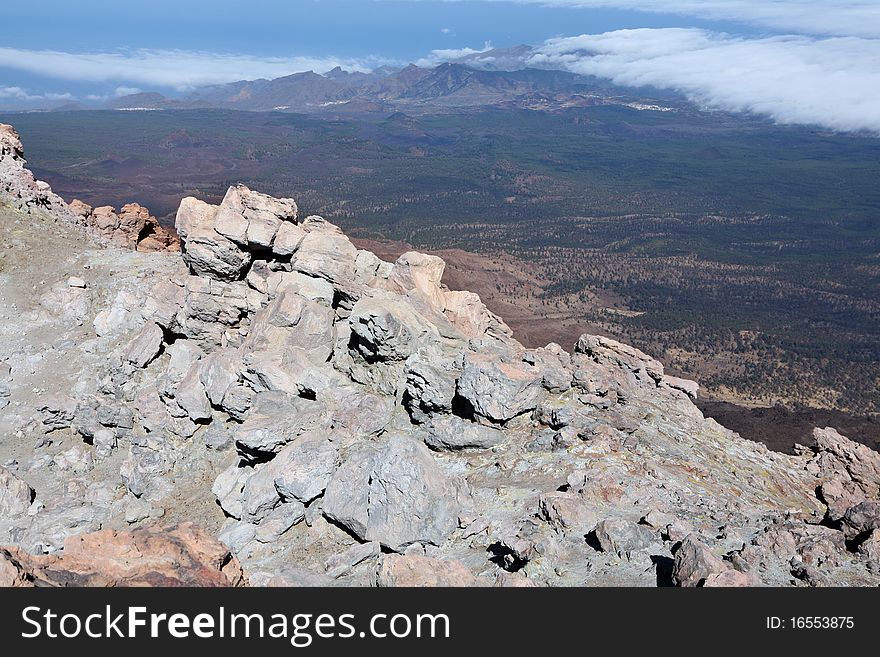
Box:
[1,1,879,132]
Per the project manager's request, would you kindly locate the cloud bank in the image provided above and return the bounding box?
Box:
[0,86,74,102]
[447,0,880,39]
[415,42,493,67]
[526,28,880,133]
[0,47,390,91]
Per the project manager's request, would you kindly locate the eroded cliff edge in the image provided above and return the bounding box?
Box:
[1,123,878,587]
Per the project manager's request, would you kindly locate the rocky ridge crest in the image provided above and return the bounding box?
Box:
[1,125,879,587]
[0,123,177,252]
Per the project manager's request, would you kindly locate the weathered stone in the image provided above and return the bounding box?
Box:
[841,501,880,541]
[325,541,381,578]
[290,219,358,284]
[538,492,598,535]
[456,350,543,422]
[523,344,572,393]
[122,321,164,368]
[323,435,462,551]
[593,518,656,556]
[348,296,440,363]
[272,434,339,504]
[175,366,212,421]
[404,353,460,415]
[375,554,479,587]
[253,502,305,543]
[0,466,34,517]
[234,393,326,455]
[703,570,756,587]
[672,534,728,587]
[272,221,306,256]
[0,524,245,587]
[422,415,506,451]
[203,423,234,451]
[212,464,249,519]
[217,521,257,555]
[176,196,251,281]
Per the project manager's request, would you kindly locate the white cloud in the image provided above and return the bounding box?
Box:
[0,86,73,102]
[415,42,493,67]
[114,86,142,97]
[529,28,880,132]
[0,47,393,91]
[432,1,880,39]
[441,27,453,35]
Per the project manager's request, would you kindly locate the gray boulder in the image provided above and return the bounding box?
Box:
[323,434,463,551]
[456,350,543,422]
[272,433,339,504]
[421,415,506,451]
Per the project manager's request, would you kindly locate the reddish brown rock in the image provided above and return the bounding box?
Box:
[0,523,245,587]
[70,200,179,252]
[374,554,481,587]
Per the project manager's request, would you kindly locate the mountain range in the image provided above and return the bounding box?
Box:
[103,47,678,115]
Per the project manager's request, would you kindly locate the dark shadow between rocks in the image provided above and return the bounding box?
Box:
[651,555,675,587]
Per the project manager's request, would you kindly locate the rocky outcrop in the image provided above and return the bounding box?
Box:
[2,123,879,587]
[1,123,177,252]
[1,124,78,223]
[69,200,179,252]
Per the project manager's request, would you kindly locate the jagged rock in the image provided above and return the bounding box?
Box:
[672,534,728,587]
[663,374,699,399]
[808,428,880,517]
[524,344,572,393]
[213,184,297,249]
[421,415,506,451]
[576,334,664,383]
[94,289,144,337]
[212,464,249,519]
[538,492,598,535]
[404,352,460,415]
[38,395,78,431]
[176,196,251,281]
[374,554,480,587]
[271,433,339,504]
[199,350,240,406]
[290,219,359,284]
[1,123,78,223]
[348,296,441,363]
[253,502,305,543]
[234,392,326,456]
[456,350,543,422]
[325,541,381,578]
[65,199,178,252]
[0,523,245,587]
[0,466,34,517]
[241,462,284,522]
[323,434,463,551]
[122,321,164,368]
[53,444,95,473]
[841,501,880,541]
[593,518,657,556]
[443,290,512,340]
[703,570,756,587]
[217,521,257,555]
[203,423,234,451]
[384,251,447,311]
[857,530,880,561]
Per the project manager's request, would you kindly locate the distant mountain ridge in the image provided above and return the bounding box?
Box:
[107,55,677,115]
